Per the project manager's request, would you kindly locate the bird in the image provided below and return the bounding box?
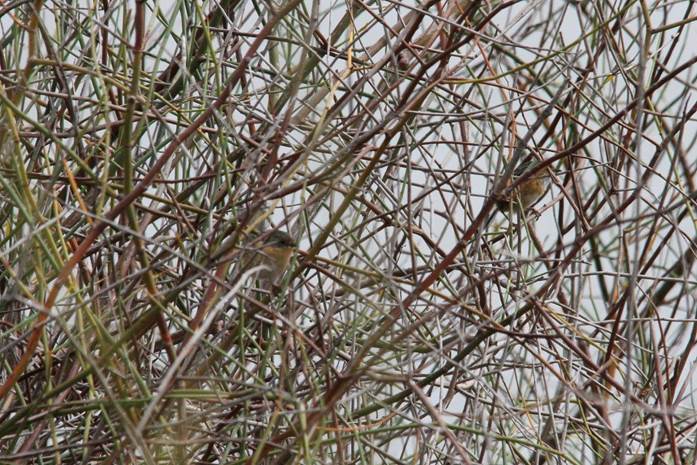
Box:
[153,229,297,351]
[494,157,549,213]
[239,229,297,286]
[210,227,297,284]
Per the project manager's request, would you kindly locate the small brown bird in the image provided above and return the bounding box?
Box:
[241,229,297,285]
[495,158,549,213]
[154,230,296,350]
[211,228,297,286]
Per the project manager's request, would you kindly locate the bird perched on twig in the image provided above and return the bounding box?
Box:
[494,157,550,214]
[153,229,297,351]
[212,227,297,286]
[238,229,297,286]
